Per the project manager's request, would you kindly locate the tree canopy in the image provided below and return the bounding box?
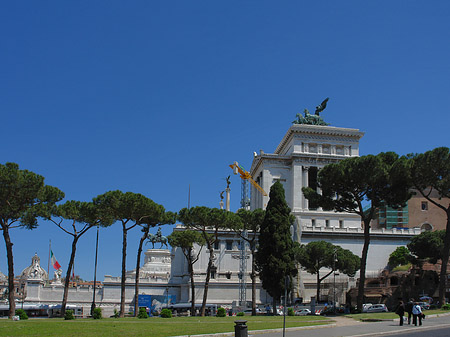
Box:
[178,206,240,316]
[49,200,114,316]
[256,181,297,311]
[94,190,163,317]
[168,229,205,316]
[296,241,360,301]
[0,162,64,318]
[302,153,411,311]
[407,230,445,265]
[407,147,450,306]
[388,246,412,269]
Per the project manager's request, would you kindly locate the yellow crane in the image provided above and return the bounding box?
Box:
[229,161,267,197]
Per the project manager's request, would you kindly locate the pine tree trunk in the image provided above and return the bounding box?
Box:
[2,226,15,319]
[61,236,79,317]
[316,272,321,302]
[439,213,450,306]
[272,297,277,316]
[187,251,196,316]
[134,228,149,317]
[357,219,371,311]
[120,224,127,317]
[201,248,213,317]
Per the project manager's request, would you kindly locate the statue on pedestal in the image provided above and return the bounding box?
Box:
[146,227,168,249]
[53,269,63,284]
[293,98,330,126]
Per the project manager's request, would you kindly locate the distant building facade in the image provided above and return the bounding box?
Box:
[3,123,428,316]
[371,188,449,232]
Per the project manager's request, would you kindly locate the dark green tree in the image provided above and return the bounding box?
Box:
[302,153,411,311]
[388,246,413,269]
[407,230,445,265]
[48,200,114,317]
[178,207,239,316]
[0,162,64,318]
[133,209,175,317]
[94,191,160,317]
[295,241,360,301]
[168,229,205,316]
[233,208,265,316]
[255,181,297,314]
[407,147,450,306]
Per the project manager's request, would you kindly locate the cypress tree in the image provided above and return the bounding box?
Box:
[256,181,297,314]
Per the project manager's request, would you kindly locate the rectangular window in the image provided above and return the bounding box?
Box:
[214,240,219,250]
[226,241,233,250]
[311,219,316,227]
[339,220,344,228]
[421,201,428,211]
[326,220,330,228]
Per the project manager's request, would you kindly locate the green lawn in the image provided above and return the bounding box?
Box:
[0,315,331,337]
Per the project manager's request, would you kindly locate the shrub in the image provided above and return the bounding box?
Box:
[236,312,244,316]
[138,307,148,319]
[216,307,226,317]
[92,307,102,319]
[15,309,28,320]
[160,308,172,318]
[64,309,75,320]
[442,303,450,310]
[288,308,295,316]
[113,308,119,318]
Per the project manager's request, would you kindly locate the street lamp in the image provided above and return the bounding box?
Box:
[91,225,100,316]
[333,248,337,314]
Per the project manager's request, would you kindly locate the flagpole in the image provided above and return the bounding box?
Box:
[188,184,191,209]
[48,240,51,283]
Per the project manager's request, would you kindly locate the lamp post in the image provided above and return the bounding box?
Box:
[333,248,337,314]
[90,225,100,316]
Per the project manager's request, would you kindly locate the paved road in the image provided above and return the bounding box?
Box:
[249,313,450,337]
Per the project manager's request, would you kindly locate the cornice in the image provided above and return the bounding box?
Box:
[275,124,364,154]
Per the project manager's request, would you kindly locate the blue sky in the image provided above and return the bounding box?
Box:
[1,1,449,281]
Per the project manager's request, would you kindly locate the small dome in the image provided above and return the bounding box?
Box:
[20,254,48,281]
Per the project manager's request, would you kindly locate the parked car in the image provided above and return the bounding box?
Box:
[365,304,388,313]
[295,309,312,316]
[362,303,373,312]
[243,308,263,315]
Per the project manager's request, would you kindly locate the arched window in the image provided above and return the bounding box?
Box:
[421,223,433,232]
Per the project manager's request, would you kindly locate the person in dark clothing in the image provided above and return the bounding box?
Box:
[405,299,414,324]
[395,300,405,326]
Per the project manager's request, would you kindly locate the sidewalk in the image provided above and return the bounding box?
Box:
[248,312,450,337]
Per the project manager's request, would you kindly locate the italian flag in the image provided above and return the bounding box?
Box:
[51,250,61,270]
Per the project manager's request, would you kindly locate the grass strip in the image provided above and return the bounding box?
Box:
[0,315,331,337]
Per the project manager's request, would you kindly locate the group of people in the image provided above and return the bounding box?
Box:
[395,299,425,326]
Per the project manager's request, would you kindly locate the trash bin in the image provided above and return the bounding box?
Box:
[234,320,248,337]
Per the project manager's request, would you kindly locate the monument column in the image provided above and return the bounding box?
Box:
[302,166,309,210]
[291,161,302,212]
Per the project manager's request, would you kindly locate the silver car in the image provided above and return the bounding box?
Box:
[366,304,388,313]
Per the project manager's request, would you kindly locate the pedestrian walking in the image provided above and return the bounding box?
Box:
[412,302,423,326]
[395,300,405,326]
[405,299,414,324]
